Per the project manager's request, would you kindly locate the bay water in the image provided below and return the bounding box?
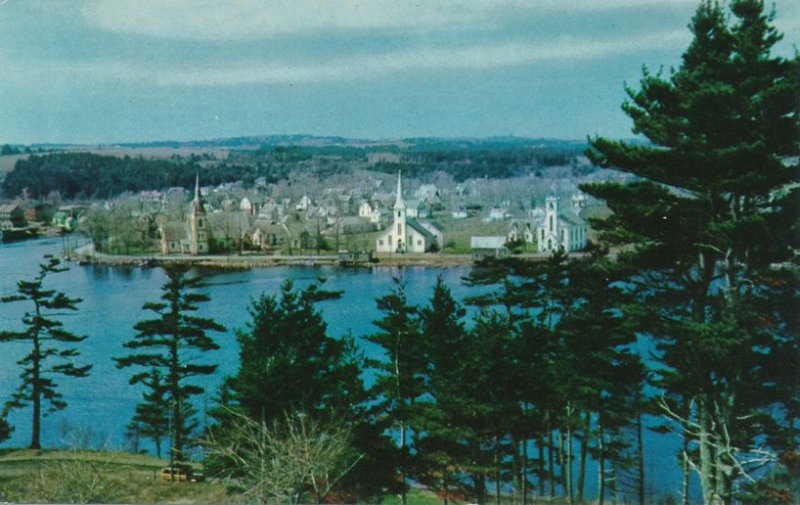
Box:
[0,238,690,500]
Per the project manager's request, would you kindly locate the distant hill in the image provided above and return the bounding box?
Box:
[103,134,592,152]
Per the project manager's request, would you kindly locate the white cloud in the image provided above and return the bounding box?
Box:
[82,0,701,40]
[13,29,688,87]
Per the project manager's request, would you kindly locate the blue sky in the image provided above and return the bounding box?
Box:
[0,0,797,144]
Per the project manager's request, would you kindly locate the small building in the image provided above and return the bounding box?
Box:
[0,203,25,229]
[251,222,291,249]
[471,236,509,261]
[358,201,374,219]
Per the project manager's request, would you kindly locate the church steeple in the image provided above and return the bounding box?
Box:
[394,171,406,211]
[193,173,203,213]
[189,173,208,255]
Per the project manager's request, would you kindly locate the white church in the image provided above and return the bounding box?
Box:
[536,195,588,253]
[376,172,443,254]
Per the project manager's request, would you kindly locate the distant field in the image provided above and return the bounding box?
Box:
[0,154,28,173]
[71,145,231,160]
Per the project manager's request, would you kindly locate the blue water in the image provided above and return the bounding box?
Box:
[0,238,692,500]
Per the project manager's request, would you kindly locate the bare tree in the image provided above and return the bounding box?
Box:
[205,410,362,505]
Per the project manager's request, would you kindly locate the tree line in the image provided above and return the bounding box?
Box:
[0,153,279,200]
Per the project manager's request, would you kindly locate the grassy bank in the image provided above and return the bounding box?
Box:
[0,448,229,504]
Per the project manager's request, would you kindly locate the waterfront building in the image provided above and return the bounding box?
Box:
[376,172,443,254]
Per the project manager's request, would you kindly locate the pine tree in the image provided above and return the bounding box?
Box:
[115,264,224,462]
[210,279,395,500]
[366,279,427,505]
[127,369,170,457]
[583,1,798,502]
[221,280,358,422]
[0,255,91,449]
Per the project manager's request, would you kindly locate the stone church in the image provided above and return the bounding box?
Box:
[159,176,210,255]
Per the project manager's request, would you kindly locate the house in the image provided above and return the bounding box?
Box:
[358,201,373,219]
[507,220,536,244]
[451,209,468,219]
[485,207,509,222]
[0,203,24,228]
[471,236,509,261]
[296,195,313,211]
[536,195,587,253]
[415,184,440,200]
[251,221,291,249]
[369,206,384,224]
[376,172,444,254]
[23,202,54,223]
[159,176,210,255]
[507,208,546,245]
[240,196,258,215]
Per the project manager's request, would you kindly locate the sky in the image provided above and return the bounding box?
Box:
[0,0,797,145]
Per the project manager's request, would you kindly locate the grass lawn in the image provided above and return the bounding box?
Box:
[0,448,230,504]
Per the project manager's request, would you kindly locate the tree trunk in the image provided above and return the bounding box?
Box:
[598,422,605,505]
[578,411,589,502]
[548,430,555,498]
[31,332,41,449]
[522,437,529,505]
[681,429,690,505]
[699,405,715,505]
[494,435,502,505]
[558,431,566,496]
[637,405,645,505]
[400,420,407,505]
[170,338,182,464]
[538,438,545,498]
[567,424,574,505]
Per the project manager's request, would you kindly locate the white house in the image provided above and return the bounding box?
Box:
[358,201,374,219]
[376,172,443,254]
[536,195,587,253]
[296,195,313,211]
[485,207,509,222]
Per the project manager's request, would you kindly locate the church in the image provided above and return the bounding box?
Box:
[159,175,210,255]
[536,195,587,253]
[376,172,443,254]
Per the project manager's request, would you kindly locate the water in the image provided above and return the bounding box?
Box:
[0,238,692,500]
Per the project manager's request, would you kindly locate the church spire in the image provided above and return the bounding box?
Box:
[193,173,203,213]
[394,171,406,210]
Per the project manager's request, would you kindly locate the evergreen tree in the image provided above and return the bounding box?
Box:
[127,369,170,457]
[221,280,357,422]
[211,279,395,500]
[583,1,798,502]
[0,255,91,449]
[412,276,473,503]
[366,279,427,505]
[115,264,224,462]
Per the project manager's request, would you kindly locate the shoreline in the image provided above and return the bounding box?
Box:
[65,247,573,269]
[66,249,480,269]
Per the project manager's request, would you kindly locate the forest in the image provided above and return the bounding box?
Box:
[0,140,585,201]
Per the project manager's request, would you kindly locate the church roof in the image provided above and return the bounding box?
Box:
[407,218,436,241]
[161,222,189,242]
[559,208,586,226]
